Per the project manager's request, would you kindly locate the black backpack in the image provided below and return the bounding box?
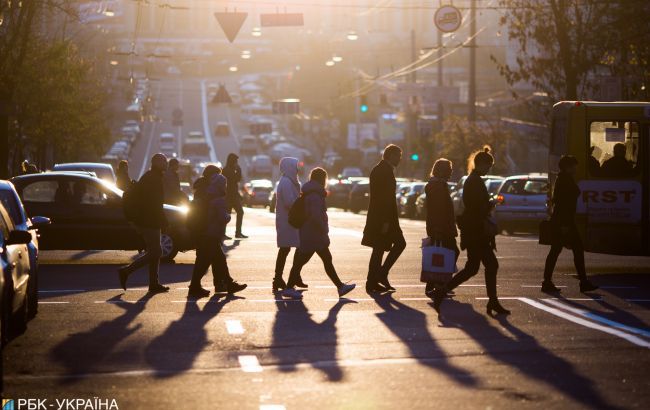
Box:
[122,182,141,222]
[288,192,312,229]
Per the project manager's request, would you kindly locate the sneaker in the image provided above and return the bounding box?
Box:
[579,280,599,293]
[188,286,210,298]
[227,281,247,295]
[282,287,303,299]
[337,283,356,298]
[541,281,562,293]
[148,284,170,294]
[118,266,130,290]
[214,282,228,293]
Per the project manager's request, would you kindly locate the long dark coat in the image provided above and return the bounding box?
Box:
[362,160,401,251]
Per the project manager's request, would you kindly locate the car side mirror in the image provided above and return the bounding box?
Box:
[29,216,51,230]
[7,230,32,245]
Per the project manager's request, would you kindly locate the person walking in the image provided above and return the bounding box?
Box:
[163,158,187,205]
[188,166,247,298]
[222,153,247,239]
[118,153,170,294]
[116,160,134,191]
[542,155,599,293]
[283,168,356,299]
[433,147,509,316]
[273,157,307,291]
[424,158,460,297]
[362,144,406,293]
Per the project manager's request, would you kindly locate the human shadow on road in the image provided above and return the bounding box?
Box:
[270,298,353,381]
[222,239,241,254]
[443,300,619,409]
[371,293,478,388]
[145,294,240,378]
[50,293,153,384]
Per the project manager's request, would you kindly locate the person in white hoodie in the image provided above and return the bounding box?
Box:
[273,157,307,291]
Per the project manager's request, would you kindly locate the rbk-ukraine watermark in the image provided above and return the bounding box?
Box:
[2,398,119,410]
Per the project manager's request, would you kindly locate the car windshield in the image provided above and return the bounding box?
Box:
[0,190,24,225]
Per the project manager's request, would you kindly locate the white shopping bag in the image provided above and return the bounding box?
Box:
[420,239,456,283]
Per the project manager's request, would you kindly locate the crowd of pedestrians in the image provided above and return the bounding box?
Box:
[117,145,599,315]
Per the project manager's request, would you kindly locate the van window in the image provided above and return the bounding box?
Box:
[589,121,639,178]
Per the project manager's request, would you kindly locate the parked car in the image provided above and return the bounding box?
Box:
[326,179,352,210]
[10,172,193,261]
[240,135,258,155]
[399,182,425,219]
[268,181,279,213]
[495,174,549,234]
[52,162,116,184]
[0,201,40,346]
[250,155,273,177]
[451,175,504,216]
[348,181,370,213]
[414,191,427,220]
[215,122,230,137]
[242,179,273,207]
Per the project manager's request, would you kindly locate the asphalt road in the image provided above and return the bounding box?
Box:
[3,207,650,409]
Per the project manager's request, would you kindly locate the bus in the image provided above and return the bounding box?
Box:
[182,131,211,163]
[549,101,650,256]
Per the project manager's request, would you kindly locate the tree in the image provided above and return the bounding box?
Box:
[493,0,650,104]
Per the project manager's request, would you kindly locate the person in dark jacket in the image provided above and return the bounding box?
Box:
[601,143,634,178]
[283,168,356,299]
[118,153,169,294]
[116,160,134,191]
[542,155,599,293]
[222,153,247,239]
[163,158,187,205]
[424,158,460,296]
[434,147,509,316]
[362,144,405,293]
[188,166,247,298]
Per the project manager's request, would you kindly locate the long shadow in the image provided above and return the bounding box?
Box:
[50,293,153,384]
[145,294,240,378]
[270,298,352,381]
[371,293,478,387]
[443,300,619,409]
[222,239,241,254]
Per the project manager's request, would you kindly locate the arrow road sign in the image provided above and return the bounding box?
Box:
[214,12,248,43]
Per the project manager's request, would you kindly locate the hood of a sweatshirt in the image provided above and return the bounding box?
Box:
[207,174,227,198]
[279,157,299,183]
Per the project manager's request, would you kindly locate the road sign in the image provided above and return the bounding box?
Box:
[212,84,232,104]
[434,5,462,33]
[397,83,460,105]
[214,12,248,43]
[272,99,300,114]
[260,13,304,27]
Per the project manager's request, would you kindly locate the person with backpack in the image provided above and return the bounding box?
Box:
[118,153,170,294]
[282,167,356,299]
[273,157,305,292]
[187,165,247,298]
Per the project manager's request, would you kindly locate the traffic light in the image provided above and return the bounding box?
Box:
[360,95,369,113]
[411,153,419,161]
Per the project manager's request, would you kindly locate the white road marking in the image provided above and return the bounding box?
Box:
[399,297,432,301]
[94,300,145,304]
[542,298,650,338]
[38,301,70,304]
[238,355,263,372]
[226,319,245,335]
[200,79,221,162]
[519,297,650,348]
[260,406,285,410]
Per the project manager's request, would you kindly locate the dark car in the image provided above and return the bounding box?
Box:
[52,162,116,183]
[348,181,370,214]
[10,172,193,261]
[327,180,352,210]
[398,182,425,219]
[0,203,38,346]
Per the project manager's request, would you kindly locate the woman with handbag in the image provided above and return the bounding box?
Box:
[542,155,599,293]
[433,147,510,316]
[424,158,460,297]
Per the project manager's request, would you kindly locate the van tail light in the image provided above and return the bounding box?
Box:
[497,194,504,204]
